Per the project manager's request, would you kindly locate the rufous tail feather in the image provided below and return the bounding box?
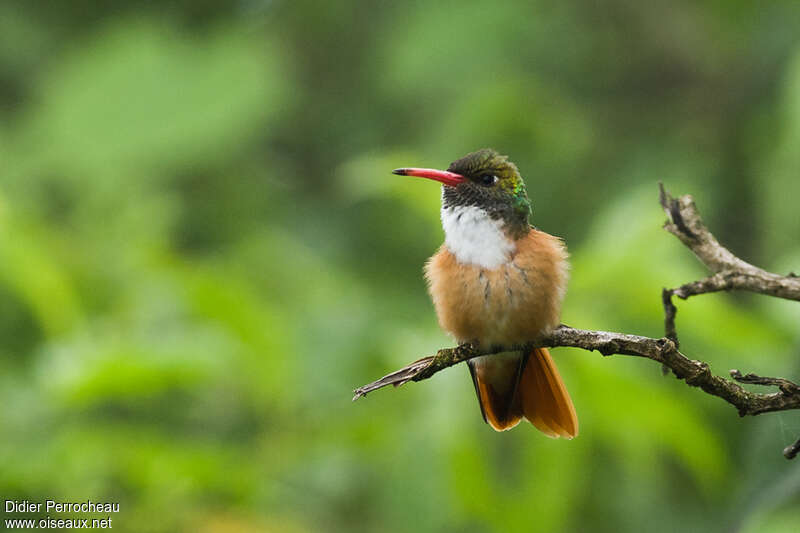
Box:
[469,348,578,437]
[519,347,578,438]
[468,353,524,431]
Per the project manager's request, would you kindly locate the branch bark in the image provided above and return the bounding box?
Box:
[353,325,800,418]
[355,185,800,459]
[658,183,800,301]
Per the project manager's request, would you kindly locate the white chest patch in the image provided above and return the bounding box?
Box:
[441,205,515,269]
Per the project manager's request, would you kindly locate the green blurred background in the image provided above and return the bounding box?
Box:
[2,1,800,532]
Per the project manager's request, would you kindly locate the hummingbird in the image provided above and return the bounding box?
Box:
[393,149,577,436]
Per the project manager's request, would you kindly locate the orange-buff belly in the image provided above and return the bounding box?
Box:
[424,229,568,348]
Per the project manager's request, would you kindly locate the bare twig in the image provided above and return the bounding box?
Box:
[658,183,800,301]
[785,437,800,460]
[355,184,800,459]
[671,271,800,301]
[662,288,680,346]
[730,369,800,394]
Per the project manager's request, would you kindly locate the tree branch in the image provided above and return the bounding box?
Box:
[658,183,800,301]
[355,185,800,459]
[785,437,800,460]
[353,325,800,418]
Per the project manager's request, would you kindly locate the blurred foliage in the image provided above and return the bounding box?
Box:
[1,1,800,532]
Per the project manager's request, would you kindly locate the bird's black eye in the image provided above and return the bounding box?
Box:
[480,174,498,186]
